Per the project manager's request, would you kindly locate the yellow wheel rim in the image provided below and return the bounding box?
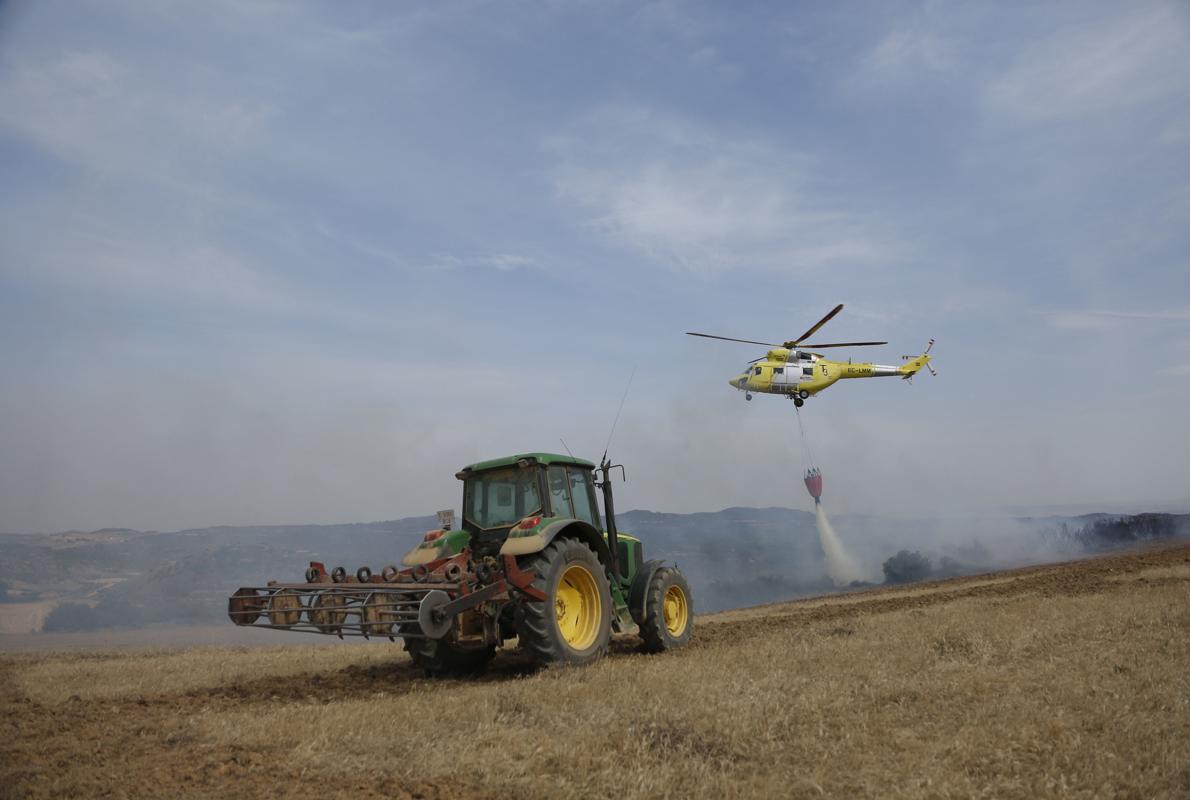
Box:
[663,584,689,637]
[555,563,601,651]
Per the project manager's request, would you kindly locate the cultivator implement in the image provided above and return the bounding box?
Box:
[229,584,447,639]
[228,558,536,640]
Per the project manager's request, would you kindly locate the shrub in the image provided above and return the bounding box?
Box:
[42,597,150,631]
[882,550,933,585]
[42,603,103,631]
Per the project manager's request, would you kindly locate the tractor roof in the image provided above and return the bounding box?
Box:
[461,452,596,473]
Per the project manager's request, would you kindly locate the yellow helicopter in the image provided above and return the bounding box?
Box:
[687,304,935,406]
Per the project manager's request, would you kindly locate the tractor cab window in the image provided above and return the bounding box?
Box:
[464,466,541,530]
[547,465,573,518]
[567,467,600,528]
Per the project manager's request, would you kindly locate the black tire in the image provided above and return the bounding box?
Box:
[794,397,804,407]
[516,537,613,667]
[639,567,694,653]
[404,637,495,676]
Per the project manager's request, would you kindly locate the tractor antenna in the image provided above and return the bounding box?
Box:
[601,364,636,465]
[559,437,575,458]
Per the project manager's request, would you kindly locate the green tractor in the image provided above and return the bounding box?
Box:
[229,453,693,673]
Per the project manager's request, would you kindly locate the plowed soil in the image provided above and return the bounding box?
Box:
[2,543,1187,799]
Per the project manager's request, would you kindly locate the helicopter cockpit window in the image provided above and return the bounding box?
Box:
[464,466,541,530]
[803,367,813,376]
[753,366,762,375]
[774,367,783,374]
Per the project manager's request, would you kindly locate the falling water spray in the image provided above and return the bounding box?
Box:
[804,468,867,585]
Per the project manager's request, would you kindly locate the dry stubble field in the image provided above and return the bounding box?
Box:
[2,543,1187,799]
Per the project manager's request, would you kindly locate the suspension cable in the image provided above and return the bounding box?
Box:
[794,403,816,471]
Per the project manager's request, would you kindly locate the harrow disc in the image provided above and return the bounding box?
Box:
[361,591,398,636]
[228,588,262,626]
[268,589,303,627]
[417,590,453,639]
[308,591,347,633]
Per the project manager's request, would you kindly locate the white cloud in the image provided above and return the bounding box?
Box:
[52,240,321,318]
[0,203,365,325]
[1046,312,1124,332]
[0,48,277,184]
[985,4,1190,123]
[549,107,901,273]
[855,22,958,89]
[1046,307,1190,331]
[427,253,538,272]
[939,287,1019,315]
[314,224,540,275]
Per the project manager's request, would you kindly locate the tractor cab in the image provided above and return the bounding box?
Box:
[457,453,601,557]
[454,453,644,587]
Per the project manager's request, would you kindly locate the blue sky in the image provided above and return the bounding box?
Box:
[1,0,1188,532]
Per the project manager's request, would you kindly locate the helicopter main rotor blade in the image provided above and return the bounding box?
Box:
[686,332,779,347]
[800,341,887,348]
[787,303,844,346]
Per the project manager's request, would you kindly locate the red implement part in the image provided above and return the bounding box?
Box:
[503,555,548,601]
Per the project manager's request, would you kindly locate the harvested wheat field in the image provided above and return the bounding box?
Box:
[2,543,1187,800]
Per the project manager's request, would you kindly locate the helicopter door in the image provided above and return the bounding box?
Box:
[772,366,794,390]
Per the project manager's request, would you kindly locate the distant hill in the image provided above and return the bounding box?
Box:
[1,508,1186,634]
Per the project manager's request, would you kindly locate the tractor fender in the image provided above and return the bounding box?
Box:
[628,559,668,625]
[499,519,615,572]
[402,540,447,566]
[402,528,471,567]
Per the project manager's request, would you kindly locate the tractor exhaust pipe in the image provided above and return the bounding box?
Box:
[599,458,624,580]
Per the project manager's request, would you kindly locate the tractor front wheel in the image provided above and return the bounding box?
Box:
[639,567,693,653]
[516,537,613,667]
[404,637,495,676]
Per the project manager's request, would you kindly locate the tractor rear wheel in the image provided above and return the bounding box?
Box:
[639,567,693,653]
[516,537,613,667]
[404,637,495,676]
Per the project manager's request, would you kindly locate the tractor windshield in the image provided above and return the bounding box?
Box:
[464,466,542,530]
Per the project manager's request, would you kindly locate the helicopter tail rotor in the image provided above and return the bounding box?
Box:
[923,339,937,376]
[899,339,936,381]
